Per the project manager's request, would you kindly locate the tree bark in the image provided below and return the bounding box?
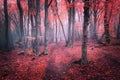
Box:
[17,0,25,52]
[4,0,13,51]
[104,0,110,44]
[66,0,75,47]
[93,12,98,41]
[44,0,49,55]
[80,0,90,64]
[17,0,24,41]
[35,0,41,56]
[117,14,120,39]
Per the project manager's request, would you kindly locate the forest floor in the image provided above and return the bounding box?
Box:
[0,39,120,80]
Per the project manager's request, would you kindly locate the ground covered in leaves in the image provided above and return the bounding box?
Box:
[0,39,120,80]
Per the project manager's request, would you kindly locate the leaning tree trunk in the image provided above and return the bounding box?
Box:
[80,0,90,64]
[4,0,13,51]
[35,0,41,56]
[104,0,110,44]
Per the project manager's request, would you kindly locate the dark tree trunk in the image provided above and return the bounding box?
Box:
[55,19,58,43]
[66,0,75,47]
[17,0,25,51]
[104,0,110,44]
[4,0,13,51]
[117,14,120,39]
[80,0,90,64]
[44,0,49,55]
[17,0,24,41]
[35,0,41,56]
[71,1,75,47]
[67,8,72,46]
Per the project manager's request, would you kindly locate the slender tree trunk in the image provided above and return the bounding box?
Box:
[55,19,58,43]
[92,0,98,42]
[17,0,25,51]
[80,0,90,64]
[66,0,75,47]
[67,8,72,46]
[104,0,110,44]
[117,14,120,39]
[35,0,41,56]
[71,1,75,47]
[93,13,98,41]
[44,0,49,55]
[54,0,67,42]
[17,0,24,41]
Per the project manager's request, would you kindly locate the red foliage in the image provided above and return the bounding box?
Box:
[0,39,120,80]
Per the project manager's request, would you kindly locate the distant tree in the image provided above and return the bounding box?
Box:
[27,0,35,53]
[117,14,120,39]
[66,0,75,47]
[91,0,103,42]
[51,0,67,43]
[17,0,24,41]
[17,0,26,53]
[104,0,111,44]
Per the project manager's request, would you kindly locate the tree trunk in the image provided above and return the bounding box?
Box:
[44,0,49,55]
[104,0,110,44]
[35,0,41,56]
[17,0,24,41]
[93,13,98,41]
[80,0,90,64]
[67,8,72,46]
[71,1,75,47]
[66,0,75,47]
[117,14,120,39]
[4,0,13,51]
[17,0,25,51]
[55,19,58,43]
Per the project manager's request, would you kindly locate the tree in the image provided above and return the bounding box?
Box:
[51,0,67,43]
[44,0,53,55]
[104,0,110,44]
[17,0,24,41]
[4,0,13,51]
[91,0,103,42]
[35,0,41,56]
[66,0,75,47]
[80,0,90,64]
[117,14,120,39]
[17,0,26,53]
[27,0,36,54]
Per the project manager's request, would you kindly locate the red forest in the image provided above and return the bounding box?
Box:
[0,0,120,80]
